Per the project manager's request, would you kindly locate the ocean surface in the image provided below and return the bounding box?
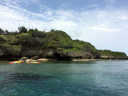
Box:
[0,60,128,96]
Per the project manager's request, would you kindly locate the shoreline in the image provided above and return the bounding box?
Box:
[71,59,128,61]
[0,58,128,62]
[72,59,99,61]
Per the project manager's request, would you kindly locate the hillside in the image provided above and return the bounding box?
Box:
[0,27,127,60]
[98,50,127,59]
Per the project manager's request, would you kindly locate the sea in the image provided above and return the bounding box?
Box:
[0,60,128,96]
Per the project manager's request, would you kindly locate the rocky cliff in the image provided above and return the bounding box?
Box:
[0,28,127,61]
[98,50,127,59]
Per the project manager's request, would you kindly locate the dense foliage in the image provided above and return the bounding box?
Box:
[0,27,127,60]
[98,50,127,58]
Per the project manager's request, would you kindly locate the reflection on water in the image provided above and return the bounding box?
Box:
[0,60,128,96]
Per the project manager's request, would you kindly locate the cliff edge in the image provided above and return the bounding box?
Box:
[0,27,127,61]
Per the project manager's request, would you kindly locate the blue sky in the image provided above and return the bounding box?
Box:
[0,0,128,55]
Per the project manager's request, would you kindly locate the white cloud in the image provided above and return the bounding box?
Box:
[0,5,23,20]
[86,24,119,33]
[117,16,128,21]
[0,0,128,55]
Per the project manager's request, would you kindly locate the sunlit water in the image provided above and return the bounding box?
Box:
[0,60,128,96]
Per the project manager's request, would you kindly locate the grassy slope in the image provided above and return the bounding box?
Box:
[98,50,127,58]
[0,29,127,59]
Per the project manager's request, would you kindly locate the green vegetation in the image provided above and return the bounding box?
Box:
[44,30,73,48]
[0,26,127,60]
[98,50,127,58]
[11,45,22,51]
[18,26,27,33]
[0,35,7,43]
[0,43,11,47]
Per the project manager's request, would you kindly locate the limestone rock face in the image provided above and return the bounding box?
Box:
[0,30,127,60]
[98,50,127,59]
[0,45,98,60]
[0,49,4,56]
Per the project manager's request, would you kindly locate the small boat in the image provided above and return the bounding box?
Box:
[9,61,23,64]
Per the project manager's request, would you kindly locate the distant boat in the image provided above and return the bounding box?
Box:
[9,61,23,64]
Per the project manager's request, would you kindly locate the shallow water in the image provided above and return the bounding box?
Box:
[0,60,128,96]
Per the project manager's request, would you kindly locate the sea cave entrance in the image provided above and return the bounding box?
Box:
[53,53,71,61]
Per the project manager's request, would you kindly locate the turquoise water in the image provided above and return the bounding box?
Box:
[0,60,128,96]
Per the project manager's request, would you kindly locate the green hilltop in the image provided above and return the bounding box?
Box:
[0,26,127,60]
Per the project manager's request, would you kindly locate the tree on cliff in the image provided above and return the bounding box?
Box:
[0,28,5,35]
[18,26,27,33]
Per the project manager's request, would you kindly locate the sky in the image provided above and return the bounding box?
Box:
[0,0,128,55]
